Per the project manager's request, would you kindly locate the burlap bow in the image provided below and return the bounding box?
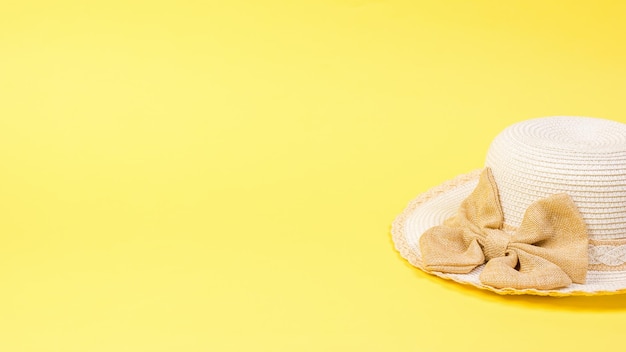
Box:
[419,168,588,290]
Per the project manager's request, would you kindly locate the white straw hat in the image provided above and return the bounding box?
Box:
[392,116,626,296]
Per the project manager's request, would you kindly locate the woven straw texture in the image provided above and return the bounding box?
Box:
[392,117,626,296]
[486,116,626,241]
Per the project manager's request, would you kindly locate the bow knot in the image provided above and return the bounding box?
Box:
[419,168,589,290]
[483,229,510,260]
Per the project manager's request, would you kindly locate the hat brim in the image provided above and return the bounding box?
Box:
[391,170,626,296]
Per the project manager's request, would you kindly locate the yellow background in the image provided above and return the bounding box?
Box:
[1,1,626,351]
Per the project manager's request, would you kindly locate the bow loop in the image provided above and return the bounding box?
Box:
[419,168,588,290]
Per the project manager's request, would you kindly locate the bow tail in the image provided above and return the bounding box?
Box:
[479,250,573,290]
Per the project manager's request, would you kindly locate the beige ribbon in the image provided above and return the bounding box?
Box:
[419,168,588,290]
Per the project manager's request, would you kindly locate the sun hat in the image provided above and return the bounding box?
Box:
[392,116,626,296]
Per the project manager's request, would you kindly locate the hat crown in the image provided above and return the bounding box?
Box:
[484,116,626,240]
